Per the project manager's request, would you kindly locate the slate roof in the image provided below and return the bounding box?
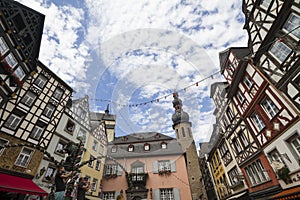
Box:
[107,132,184,158]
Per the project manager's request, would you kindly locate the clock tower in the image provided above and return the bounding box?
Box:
[172,92,207,200]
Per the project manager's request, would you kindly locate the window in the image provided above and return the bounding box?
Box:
[14,66,25,80]
[111,146,117,153]
[55,140,67,154]
[43,104,55,118]
[131,166,144,181]
[226,107,234,121]
[92,140,98,151]
[239,131,249,147]
[227,63,235,75]
[260,0,271,9]
[30,126,44,140]
[161,142,167,149]
[158,160,171,172]
[160,188,174,200]
[15,147,34,167]
[21,91,37,106]
[34,75,47,88]
[103,192,115,200]
[91,178,98,191]
[243,75,253,89]
[228,167,240,186]
[64,119,75,134]
[95,160,101,171]
[237,91,245,103]
[4,114,23,130]
[43,166,56,181]
[0,37,9,54]
[251,113,265,132]
[53,88,63,100]
[270,41,292,62]
[99,145,104,155]
[283,13,300,39]
[0,138,8,155]
[261,98,279,118]
[128,145,134,152]
[181,127,186,137]
[5,53,17,67]
[105,164,117,175]
[88,155,95,168]
[245,159,270,186]
[232,138,242,154]
[144,143,150,151]
[289,134,300,157]
[77,128,86,141]
[268,149,284,164]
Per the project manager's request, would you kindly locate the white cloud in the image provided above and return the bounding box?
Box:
[15,0,248,146]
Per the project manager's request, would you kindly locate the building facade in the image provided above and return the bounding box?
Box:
[101,132,192,200]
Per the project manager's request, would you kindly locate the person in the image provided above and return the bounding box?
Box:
[77,177,90,200]
[54,166,72,200]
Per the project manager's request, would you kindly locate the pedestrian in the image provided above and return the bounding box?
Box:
[54,166,72,200]
[77,177,90,200]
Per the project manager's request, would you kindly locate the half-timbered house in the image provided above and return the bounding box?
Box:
[0,0,44,107]
[0,60,72,198]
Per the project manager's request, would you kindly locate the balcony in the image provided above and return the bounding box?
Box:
[127,173,148,187]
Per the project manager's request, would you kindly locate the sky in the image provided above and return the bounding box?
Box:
[15,0,248,147]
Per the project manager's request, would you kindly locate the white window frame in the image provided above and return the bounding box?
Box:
[158,160,171,172]
[251,113,265,132]
[0,138,9,155]
[55,140,66,154]
[103,192,115,200]
[5,53,17,68]
[0,37,9,54]
[160,188,174,200]
[92,140,98,151]
[283,13,300,39]
[239,132,249,147]
[21,91,37,106]
[4,114,22,130]
[35,75,47,88]
[99,145,104,155]
[43,104,55,118]
[161,143,167,149]
[261,98,279,119]
[237,91,245,103]
[43,166,56,181]
[88,155,95,168]
[30,126,44,140]
[270,40,292,63]
[53,88,63,100]
[77,128,86,141]
[111,146,117,153]
[91,178,98,191]
[144,143,150,151]
[105,164,117,175]
[290,135,300,157]
[243,75,253,89]
[128,145,134,152]
[245,160,270,186]
[14,66,25,80]
[15,147,34,167]
[95,160,101,171]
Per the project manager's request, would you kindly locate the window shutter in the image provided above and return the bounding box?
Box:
[115,191,120,198]
[171,160,176,172]
[154,189,159,200]
[117,165,123,176]
[173,188,180,200]
[153,161,158,173]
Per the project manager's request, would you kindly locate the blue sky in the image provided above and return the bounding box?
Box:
[16,0,248,147]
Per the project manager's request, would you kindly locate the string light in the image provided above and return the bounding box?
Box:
[91,24,300,109]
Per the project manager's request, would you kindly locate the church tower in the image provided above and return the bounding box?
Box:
[172,93,207,200]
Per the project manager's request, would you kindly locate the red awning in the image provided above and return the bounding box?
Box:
[0,173,48,196]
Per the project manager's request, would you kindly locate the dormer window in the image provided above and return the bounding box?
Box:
[144,143,150,151]
[111,146,117,153]
[128,145,134,152]
[161,142,167,149]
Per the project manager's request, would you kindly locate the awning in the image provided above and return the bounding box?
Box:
[269,187,300,200]
[226,191,247,200]
[0,173,48,196]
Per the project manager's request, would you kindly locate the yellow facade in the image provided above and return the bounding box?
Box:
[80,133,106,199]
[210,149,230,199]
